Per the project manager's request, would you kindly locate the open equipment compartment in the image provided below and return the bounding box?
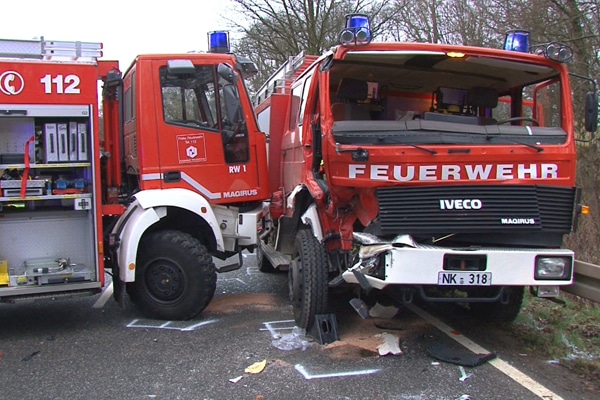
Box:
[0,104,99,296]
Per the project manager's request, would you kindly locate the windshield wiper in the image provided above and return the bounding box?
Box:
[335,142,437,158]
[484,134,544,152]
[372,136,437,155]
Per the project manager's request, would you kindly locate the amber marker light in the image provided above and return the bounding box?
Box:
[581,205,590,215]
[446,52,465,58]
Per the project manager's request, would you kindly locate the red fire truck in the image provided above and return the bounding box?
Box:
[254,15,598,330]
[0,33,269,320]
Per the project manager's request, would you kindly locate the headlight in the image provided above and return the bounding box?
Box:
[535,256,572,280]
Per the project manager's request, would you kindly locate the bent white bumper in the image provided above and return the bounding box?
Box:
[342,244,574,290]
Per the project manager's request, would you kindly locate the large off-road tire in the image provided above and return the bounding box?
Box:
[469,286,524,322]
[131,230,216,320]
[288,229,329,331]
[257,240,275,273]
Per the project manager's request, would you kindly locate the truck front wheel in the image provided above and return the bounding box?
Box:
[289,229,329,331]
[131,230,217,320]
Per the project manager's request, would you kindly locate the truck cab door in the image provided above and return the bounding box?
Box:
[152,60,260,202]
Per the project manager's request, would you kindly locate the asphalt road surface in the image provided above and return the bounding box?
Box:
[0,252,592,400]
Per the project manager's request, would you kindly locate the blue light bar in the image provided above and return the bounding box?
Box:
[346,14,370,30]
[208,31,230,53]
[504,30,529,53]
[340,14,372,46]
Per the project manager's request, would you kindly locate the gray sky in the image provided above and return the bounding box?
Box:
[1,0,232,69]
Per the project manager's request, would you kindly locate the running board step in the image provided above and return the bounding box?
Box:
[260,242,291,269]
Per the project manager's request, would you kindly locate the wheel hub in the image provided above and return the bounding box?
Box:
[146,262,184,302]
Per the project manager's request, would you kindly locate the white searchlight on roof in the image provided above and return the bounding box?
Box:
[340,14,372,46]
[208,31,230,53]
[504,29,574,63]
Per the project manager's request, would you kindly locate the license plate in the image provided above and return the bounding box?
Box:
[438,272,492,286]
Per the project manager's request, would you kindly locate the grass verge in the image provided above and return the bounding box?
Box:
[509,290,600,386]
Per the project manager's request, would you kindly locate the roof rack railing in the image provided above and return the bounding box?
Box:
[0,37,102,60]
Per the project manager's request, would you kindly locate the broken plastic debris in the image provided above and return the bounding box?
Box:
[458,366,472,382]
[272,326,311,351]
[376,332,402,356]
[427,342,496,367]
[22,350,41,362]
[245,359,267,374]
[456,395,471,400]
[349,298,370,319]
[369,302,399,319]
[229,375,244,384]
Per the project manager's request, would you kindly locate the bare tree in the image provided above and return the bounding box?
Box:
[225,0,392,91]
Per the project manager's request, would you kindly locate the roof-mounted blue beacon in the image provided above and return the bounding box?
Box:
[503,30,530,53]
[208,31,230,53]
[340,14,372,46]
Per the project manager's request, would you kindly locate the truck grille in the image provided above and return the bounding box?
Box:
[376,185,575,234]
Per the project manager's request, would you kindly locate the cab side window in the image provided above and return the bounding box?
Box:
[159,64,249,163]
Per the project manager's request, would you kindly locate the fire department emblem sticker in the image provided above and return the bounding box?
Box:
[177,134,207,163]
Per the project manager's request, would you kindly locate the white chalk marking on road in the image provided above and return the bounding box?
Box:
[92,281,113,308]
[218,277,248,285]
[246,266,260,275]
[260,319,296,338]
[406,303,564,400]
[295,364,380,380]
[126,318,217,331]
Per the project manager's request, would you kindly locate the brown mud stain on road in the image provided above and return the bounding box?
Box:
[205,293,284,314]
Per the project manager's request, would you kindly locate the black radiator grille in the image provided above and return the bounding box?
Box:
[376,185,575,234]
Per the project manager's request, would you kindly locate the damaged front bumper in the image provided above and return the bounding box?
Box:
[342,233,574,297]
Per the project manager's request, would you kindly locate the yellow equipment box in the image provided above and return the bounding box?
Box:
[0,260,9,286]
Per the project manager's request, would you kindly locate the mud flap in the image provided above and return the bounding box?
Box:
[276,216,297,254]
[112,275,127,309]
[352,269,373,294]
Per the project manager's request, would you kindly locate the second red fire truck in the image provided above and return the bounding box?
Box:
[0,33,269,320]
[253,15,597,331]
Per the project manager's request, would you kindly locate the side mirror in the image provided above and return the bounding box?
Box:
[236,56,258,79]
[585,91,598,133]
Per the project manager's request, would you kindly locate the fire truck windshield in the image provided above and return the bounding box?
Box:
[329,49,567,147]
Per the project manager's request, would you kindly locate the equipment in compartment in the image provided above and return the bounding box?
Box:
[9,257,94,286]
[0,260,8,285]
[77,123,88,161]
[57,123,69,162]
[3,188,43,197]
[68,122,78,161]
[42,121,89,163]
[43,123,59,162]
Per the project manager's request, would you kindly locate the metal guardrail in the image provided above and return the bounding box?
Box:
[563,260,600,303]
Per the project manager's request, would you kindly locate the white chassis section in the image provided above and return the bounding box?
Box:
[342,244,574,290]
